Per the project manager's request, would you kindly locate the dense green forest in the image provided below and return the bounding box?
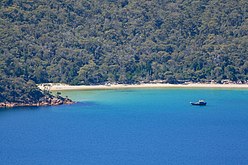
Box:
[0,0,248,102]
[0,76,44,103]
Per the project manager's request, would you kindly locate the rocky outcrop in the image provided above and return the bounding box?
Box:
[0,96,74,108]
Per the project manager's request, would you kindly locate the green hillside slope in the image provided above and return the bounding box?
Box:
[0,0,247,102]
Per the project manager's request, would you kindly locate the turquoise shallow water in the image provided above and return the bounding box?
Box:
[1,88,248,165]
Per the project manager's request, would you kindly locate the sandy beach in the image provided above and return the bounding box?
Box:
[38,83,248,91]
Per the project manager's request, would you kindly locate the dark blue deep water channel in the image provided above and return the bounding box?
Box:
[1,88,248,165]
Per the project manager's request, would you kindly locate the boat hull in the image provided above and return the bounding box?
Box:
[190,102,207,106]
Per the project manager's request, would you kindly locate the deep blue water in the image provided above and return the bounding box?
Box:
[1,88,248,165]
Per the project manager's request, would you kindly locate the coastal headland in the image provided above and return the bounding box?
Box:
[0,95,74,108]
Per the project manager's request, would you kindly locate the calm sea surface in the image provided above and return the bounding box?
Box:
[1,88,248,165]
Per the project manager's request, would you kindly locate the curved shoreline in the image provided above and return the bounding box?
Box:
[38,83,248,91]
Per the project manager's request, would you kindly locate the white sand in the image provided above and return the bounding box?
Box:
[38,83,248,91]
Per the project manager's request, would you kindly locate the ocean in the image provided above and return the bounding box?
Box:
[1,88,248,165]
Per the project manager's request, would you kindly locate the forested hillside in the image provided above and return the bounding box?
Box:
[0,0,247,94]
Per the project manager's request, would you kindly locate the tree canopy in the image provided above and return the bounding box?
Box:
[0,0,247,102]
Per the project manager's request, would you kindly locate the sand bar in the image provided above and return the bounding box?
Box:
[38,83,248,91]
